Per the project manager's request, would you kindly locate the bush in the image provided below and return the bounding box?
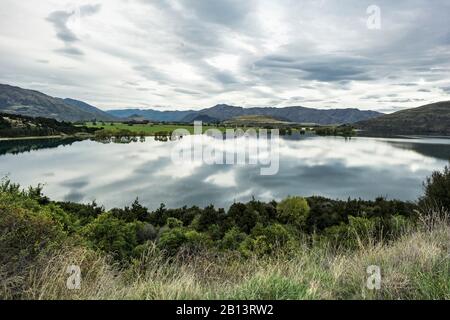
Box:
[220,227,247,251]
[0,200,67,297]
[277,196,310,229]
[227,203,258,233]
[137,223,158,242]
[157,227,187,256]
[240,224,293,256]
[421,164,450,212]
[82,213,139,261]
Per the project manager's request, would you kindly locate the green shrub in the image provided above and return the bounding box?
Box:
[240,224,294,256]
[0,200,67,297]
[82,213,139,261]
[277,196,310,229]
[166,217,183,228]
[220,227,247,251]
[421,164,450,212]
[157,227,187,256]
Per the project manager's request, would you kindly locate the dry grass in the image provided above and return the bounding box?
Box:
[3,212,449,300]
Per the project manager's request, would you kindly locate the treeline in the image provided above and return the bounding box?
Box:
[0,138,82,156]
[0,113,97,137]
[54,196,417,261]
[315,125,355,136]
[2,164,448,266]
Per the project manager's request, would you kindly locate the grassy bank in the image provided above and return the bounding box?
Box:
[1,164,449,300]
[84,122,227,136]
[1,212,449,300]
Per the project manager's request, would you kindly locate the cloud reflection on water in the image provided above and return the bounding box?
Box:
[0,135,449,209]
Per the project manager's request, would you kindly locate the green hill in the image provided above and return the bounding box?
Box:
[0,84,115,122]
[356,101,450,136]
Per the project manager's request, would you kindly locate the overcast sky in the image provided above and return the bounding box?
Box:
[0,0,449,112]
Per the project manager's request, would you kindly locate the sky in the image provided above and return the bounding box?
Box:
[0,0,449,112]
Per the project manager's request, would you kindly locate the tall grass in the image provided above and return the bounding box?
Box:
[3,211,448,300]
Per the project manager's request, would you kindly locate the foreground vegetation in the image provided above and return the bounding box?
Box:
[1,165,449,300]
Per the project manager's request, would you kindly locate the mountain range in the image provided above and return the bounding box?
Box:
[0,84,383,124]
[3,84,448,135]
[107,104,383,125]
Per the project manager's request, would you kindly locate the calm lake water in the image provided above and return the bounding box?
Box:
[1,135,449,209]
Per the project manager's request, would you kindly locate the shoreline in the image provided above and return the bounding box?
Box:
[0,134,94,141]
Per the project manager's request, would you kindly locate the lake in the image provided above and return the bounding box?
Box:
[1,135,449,209]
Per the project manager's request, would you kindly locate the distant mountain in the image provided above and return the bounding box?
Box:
[184,114,220,123]
[63,98,117,121]
[224,115,291,125]
[188,104,382,124]
[108,104,382,125]
[106,109,196,122]
[0,84,115,122]
[355,101,450,136]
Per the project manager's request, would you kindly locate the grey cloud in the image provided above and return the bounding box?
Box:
[362,95,381,100]
[254,55,374,82]
[397,83,417,87]
[80,4,101,16]
[56,47,84,56]
[46,10,79,43]
[46,4,101,57]
[214,72,239,85]
[174,88,202,95]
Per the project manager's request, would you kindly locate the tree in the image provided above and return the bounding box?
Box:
[276,196,310,229]
[220,227,247,250]
[240,223,293,256]
[227,203,258,233]
[82,213,139,261]
[157,227,187,256]
[195,205,222,232]
[421,164,450,212]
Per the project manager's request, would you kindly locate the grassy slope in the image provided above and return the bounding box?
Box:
[84,122,228,135]
[1,186,449,300]
[0,84,111,122]
[3,215,449,300]
[356,101,450,135]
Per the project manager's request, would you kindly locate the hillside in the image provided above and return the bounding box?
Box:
[0,84,114,122]
[0,113,96,138]
[106,108,196,122]
[356,101,450,136]
[224,115,291,125]
[63,98,117,121]
[109,104,382,125]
